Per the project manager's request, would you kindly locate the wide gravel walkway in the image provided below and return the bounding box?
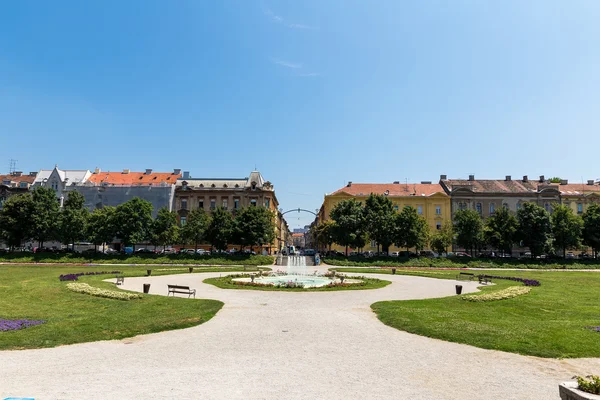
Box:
[1,272,598,400]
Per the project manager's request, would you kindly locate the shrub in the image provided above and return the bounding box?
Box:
[462,286,531,302]
[66,283,143,300]
[0,319,46,332]
[576,375,600,395]
[477,274,541,286]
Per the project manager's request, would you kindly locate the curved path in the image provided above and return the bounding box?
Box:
[1,272,597,399]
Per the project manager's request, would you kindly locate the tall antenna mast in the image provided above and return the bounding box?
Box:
[8,159,17,174]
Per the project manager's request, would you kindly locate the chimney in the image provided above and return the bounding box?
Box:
[440,174,447,180]
[122,169,130,174]
[347,181,352,187]
[523,175,528,182]
[539,175,545,182]
[94,167,101,174]
[183,171,190,180]
[560,179,568,185]
[145,169,153,175]
[468,175,475,181]
[505,175,511,181]
[421,181,432,184]
[588,180,595,186]
[173,169,182,175]
[12,171,22,177]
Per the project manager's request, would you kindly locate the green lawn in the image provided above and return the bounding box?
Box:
[0,264,254,350]
[333,267,600,358]
[204,274,391,291]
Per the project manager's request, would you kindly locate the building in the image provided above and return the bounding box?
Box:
[175,170,288,253]
[74,168,181,217]
[558,180,600,215]
[0,171,37,208]
[439,175,561,217]
[317,181,452,253]
[33,166,93,204]
[291,233,306,249]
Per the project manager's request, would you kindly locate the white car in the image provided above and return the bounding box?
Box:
[196,249,208,255]
[390,251,400,257]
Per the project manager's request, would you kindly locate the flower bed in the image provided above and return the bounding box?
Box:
[577,375,600,395]
[0,319,46,332]
[66,282,142,300]
[59,271,121,281]
[462,286,531,302]
[477,274,541,286]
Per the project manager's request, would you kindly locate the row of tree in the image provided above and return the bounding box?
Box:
[0,187,277,252]
[311,193,600,258]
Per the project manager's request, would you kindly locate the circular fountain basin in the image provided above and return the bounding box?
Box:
[233,274,334,288]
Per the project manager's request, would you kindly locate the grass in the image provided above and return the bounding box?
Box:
[0,253,275,266]
[323,255,600,269]
[0,264,273,350]
[203,274,391,291]
[334,267,600,358]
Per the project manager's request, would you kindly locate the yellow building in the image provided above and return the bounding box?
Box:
[559,181,600,215]
[318,181,451,253]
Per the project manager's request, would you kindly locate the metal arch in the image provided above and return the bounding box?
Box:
[281,208,318,217]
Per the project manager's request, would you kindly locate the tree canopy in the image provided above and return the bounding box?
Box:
[330,199,366,255]
[551,204,583,258]
[363,193,396,253]
[516,202,552,258]
[453,209,484,256]
[484,206,518,255]
[114,198,153,250]
[583,203,600,257]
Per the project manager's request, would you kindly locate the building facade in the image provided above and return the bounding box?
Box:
[0,171,37,208]
[558,180,600,215]
[175,170,288,253]
[317,181,452,253]
[33,166,93,205]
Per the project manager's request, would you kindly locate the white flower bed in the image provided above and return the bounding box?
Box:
[462,286,531,302]
[66,283,143,301]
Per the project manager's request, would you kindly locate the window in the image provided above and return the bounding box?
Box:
[489,203,495,214]
[577,203,583,214]
[417,205,423,215]
[180,216,187,226]
[436,206,442,215]
[265,198,270,208]
[51,181,58,190]
[250,199,257,207]
[458,202,466,211]
[370,240,376,248]
[436,222,442,230]
[210,199,216,210]
[19,182,28,188]
[199,199,204,209]
[222,199,228,210]
[181,199,187,210]
[517,203,522,211]
[476,203,482,215]
[393,205,399,211]
[544,203,551,212]
[234,199,240,210]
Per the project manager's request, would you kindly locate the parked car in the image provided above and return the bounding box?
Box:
[566,252,575,259]
[448,252,471,258]
[136,248,154,254]
[161,248,177,254]
[390,251,400,257]
[196,249,208,255]
[419,250,439,258]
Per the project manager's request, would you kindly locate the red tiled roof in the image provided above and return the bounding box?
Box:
[88,171,181,185]
[291,233,304,237]
[0,174,36,184]
[330,183,446,197]
[559,183,600,196]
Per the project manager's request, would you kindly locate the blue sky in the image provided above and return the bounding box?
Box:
[1,0,599,229]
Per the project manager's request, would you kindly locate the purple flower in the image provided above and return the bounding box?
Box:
[477,274,541,287]
[59,271,121,281]
[0,319,46,332]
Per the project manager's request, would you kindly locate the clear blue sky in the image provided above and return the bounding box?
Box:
[1,1,599,229]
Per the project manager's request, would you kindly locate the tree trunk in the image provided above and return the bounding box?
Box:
[194,241,198,251]
[345,245,348,256]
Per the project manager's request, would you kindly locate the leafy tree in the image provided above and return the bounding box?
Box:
[583,203,600,258]
[551,204,583,258]
[152,208,180,251]
[0,193,33,249]
[59,191,89,249]
[363,193,396,254]
[315,220,336,252]
[516,202,552,258]
[87,206,117,252]
[329,199,365,255]
[453,209,484,256]
[30,187,60,248]
[549,177,562,183]
[395,206,429,251]
[114,198,153,251]
[205,207,233,251]
[181,208,209,250]
[484,207,518,256]
[430,221,453,255]
[233,206,276,252]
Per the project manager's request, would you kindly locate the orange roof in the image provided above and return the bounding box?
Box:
[88,171,181,185]
[559,183,600,196]
[291,233,304,237]
[330,183,446,197]
[0,174,36,184]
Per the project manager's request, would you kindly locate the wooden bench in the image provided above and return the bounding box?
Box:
[167,284,196,298]
[456,272,475,281]
[115,275,124,285]
[478,275,492,284]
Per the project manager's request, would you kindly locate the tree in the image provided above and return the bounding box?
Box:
[329,199,365,255]
[363,193,396,254]
[583,203,600,258]
[30,187,60,248]
[551,204,583,258]
[152,208,180,251]
[181,208,209,250]
[549,177,562,184]
[0,193,33,249]
[484,207,518,256]
[395,206,429,251]
[87,206,117,252]
[114,198,153,251]
[430,221,453,255]
[315,220,336,252]
[516,202,552,258]
[453,209,484,256]
[205,207,233,251]
[59,191,89,250]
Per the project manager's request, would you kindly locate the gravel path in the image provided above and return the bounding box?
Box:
[1,272,598,400]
